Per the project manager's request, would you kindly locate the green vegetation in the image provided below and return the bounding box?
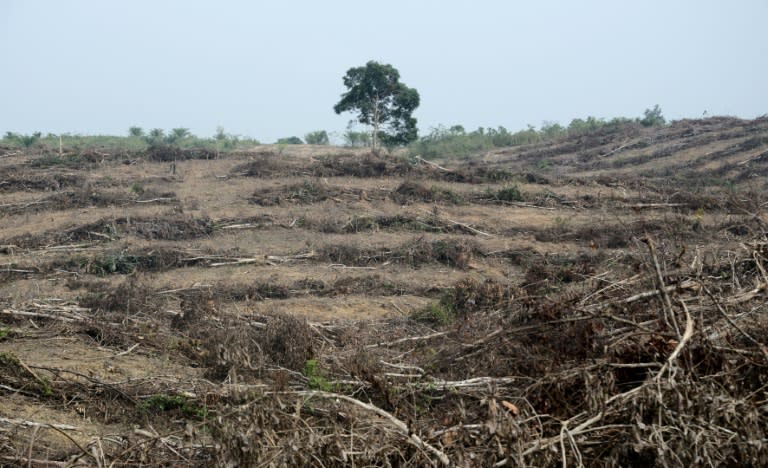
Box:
[411,301,455,326]
[343,130,371,147]
[494,184,523,202]
[640,104,666,127]
[0,127,259,154]
[408,125,542,160]
[85,253,138,275]
[303,359,333,391]
[305,130,329,145]
[1,104,664,160]
[140,394,207,418]
[4,131,42,148]
[129,182,144,195]
[409,107,665,160]
[334,60,420,148]
[128,126,144,137]
[276,136,304,145]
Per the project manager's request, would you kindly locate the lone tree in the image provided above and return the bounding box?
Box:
[640,105,666,127]
[334,60,420,149]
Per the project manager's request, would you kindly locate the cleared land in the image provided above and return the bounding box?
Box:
[1,116,767,466]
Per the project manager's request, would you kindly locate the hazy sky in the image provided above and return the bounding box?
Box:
[1,1,766,143]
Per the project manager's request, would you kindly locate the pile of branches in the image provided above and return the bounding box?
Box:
[207,236,768,466]
[1,237,766,466]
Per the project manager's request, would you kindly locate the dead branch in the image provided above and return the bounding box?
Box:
[0,417,80,431]
[0,456,67,467]
[134,197,175,203]
[297,390,451,465]
[414,156,451,172]
[365,331,449,349]
[643,236,681,337]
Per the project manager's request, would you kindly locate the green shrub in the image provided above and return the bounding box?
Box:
[303,359,333,391]
[305,130,329,145]
[495,185,523,202]
[411,301,455,326]
[140,394,207,418]
[640,104,666,127]
[276,136,304,145]
[129,182,144,194]
[85,253,138,275]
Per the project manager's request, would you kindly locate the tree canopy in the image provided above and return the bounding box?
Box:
[333,61,420,148]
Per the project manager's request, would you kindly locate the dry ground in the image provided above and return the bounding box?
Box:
[0,117,767,466]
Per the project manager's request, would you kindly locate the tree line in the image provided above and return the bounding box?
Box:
[3,60,667,155]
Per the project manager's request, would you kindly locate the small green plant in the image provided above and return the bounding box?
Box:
[140,394,207,418]
[431,185,463,204]
[0,351,18,366]
[0,328,11,340]
[411,301,455,326]
[303,359,333,391]
[129,182,144,195]
[85,253,138,275]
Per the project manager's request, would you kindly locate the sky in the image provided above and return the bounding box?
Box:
[1,0,766,144]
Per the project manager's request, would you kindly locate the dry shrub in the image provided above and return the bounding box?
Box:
[0,172,85,193]
[318,237,477,269]
[327,275,408,296]
[129,216,213,240]
[77,276,161,315]
[390,180,463,204]
[522,257,597,293]
[0,186,178,216]
[312,152,411,178]
[171,291,216,331]
[391,180,434,203]
[259,314,314,371]
[251,179,337,206]
[447,277,519,314]
[230,154,294,177]
[208,394,435,467]
[213,282,292,302]
[144,144,216,162]
[402,237,476,269]
[0,352,53,398]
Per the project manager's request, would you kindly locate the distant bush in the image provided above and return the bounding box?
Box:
[128,126,144,137]
[4,131,42,148]
[408,125,541,160]
[640,105,666,127]
[409,109,656,160]
[305,130,329,145]
[276,136,304,145]
[343,130,371,147]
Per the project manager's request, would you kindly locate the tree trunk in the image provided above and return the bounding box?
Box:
[372,95,380,150]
